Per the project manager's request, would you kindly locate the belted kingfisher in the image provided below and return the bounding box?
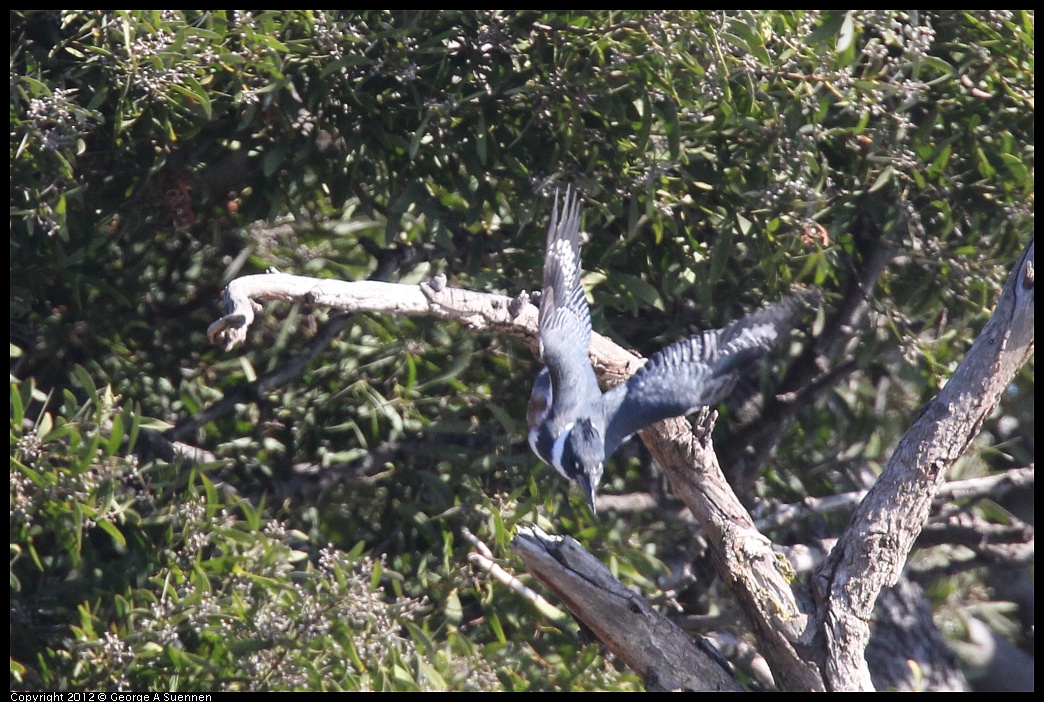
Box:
[527,189,815,511]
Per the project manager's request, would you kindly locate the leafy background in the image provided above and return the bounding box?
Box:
[10,10,1033,691]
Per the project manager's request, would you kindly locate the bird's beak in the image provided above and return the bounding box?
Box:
[577,474,598,514]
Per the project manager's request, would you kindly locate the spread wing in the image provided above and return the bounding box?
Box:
[600,290,818,456]
[538,188,600,426]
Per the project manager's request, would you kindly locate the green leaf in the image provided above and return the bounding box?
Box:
[836,12,856,54]
[40,422,78,445]
[124,406,142,456]
[138,417,175,431]
[920,55,955,79]
[74,364,99,406]
[444,588,462,625]
[488,611,507,644]
[1000,153,1029,187]
[805,11,847,46]
[36,412,54,439]
[183,76,213,119]
[635,93,652,154]
[868,166,894,193]
[11,381,25,426]
[319,54,374,79]
[659,98,681,161]
[97,519,127,548]
[263,144,287,177]
[417,659,447,690]
[708,225,734,286]
[409,111,434,161]
[106,412,124,456]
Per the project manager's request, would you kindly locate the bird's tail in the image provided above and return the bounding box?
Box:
[718,287,820,350]
[716,287,821,413]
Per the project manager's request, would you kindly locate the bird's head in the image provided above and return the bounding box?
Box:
[562,417,605,512]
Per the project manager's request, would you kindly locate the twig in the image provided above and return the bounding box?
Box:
[461,527,577,633]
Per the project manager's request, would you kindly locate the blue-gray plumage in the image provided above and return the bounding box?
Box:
[528,189,813,511]
[527,189,600,483]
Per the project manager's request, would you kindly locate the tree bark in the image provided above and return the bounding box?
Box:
[812,240,1033,690]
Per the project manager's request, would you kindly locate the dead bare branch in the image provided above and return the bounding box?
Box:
[512,524,744,692]
[812,240,1034,690]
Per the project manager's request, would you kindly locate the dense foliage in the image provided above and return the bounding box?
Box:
[11,10,1033,691]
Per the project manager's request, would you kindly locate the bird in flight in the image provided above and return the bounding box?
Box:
[527,188,815,511]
